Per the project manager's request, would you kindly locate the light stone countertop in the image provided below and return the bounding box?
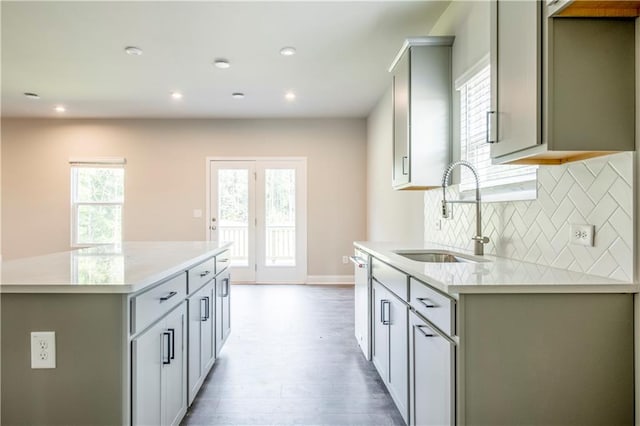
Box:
[355,241,639,296]
[0,241,232,294]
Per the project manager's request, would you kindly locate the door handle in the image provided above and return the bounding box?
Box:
[416,297,436,308]
[486,110,497,144]
[381,300,391,325]
[167,328,175,360]
[160,291,177,302]
[401,156,408,175]
[162,331,171,365]
[416,325,436,338]
[200,297,208,321]
[223,278,230,297]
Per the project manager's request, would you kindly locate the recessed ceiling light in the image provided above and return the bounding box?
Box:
[171,91,183,100]
[24,92,40,99]
[280,46,297,56]
[285,91,296,101]
[213,59,230,69]
[232,92,245,99]
[54,105,66,113]
[125,46,143,56]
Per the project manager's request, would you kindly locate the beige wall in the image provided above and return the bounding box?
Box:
[366,87,425,242]
[1,118,366,277]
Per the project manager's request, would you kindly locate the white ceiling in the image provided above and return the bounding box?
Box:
[1,1,450,119]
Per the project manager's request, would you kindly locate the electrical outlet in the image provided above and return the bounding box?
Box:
[570,224,595,247]
[342,256,349,264]
[435,219,442,231]
[31,331,56,369]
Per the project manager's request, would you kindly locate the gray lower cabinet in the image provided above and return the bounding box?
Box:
[372,280,408,423]
[215,268,231,355]
[409,310,455,426]
[132,302,187,426]
[187,281,215,405]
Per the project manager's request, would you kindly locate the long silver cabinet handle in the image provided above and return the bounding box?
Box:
[416,325,436,338]
[160,291,178,302]
[486,111,497,144]
[162,331,171,365]
[349,256,367,268]
[200,297,208,321]
[416,297,436,308]
[381,300,391,325]
[168,328,175,360]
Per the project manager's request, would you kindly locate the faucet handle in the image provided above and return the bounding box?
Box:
[472,236,489,244]
[441,200,449,219]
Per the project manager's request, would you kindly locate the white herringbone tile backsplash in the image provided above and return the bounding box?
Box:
[424,152,634,281]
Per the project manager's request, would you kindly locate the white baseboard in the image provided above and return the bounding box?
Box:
[306,275,354,285]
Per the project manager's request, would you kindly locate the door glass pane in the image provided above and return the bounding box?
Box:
[218,169,249,267]
[265,169,295,266]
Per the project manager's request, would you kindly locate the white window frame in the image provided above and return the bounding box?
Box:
[456,56,537,202]
[70,158,126,248]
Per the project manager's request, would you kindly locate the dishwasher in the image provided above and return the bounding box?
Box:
[350,248,371,360]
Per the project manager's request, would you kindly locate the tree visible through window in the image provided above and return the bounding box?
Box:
[71,165,124,246]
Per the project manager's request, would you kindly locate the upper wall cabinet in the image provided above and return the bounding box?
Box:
[490,0,635,165]
[390,37,454,190]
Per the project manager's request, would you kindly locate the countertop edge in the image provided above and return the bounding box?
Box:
[0,242,232,294]
[354,241,639,295]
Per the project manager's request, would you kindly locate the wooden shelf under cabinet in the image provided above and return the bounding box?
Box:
[554,1,640,18]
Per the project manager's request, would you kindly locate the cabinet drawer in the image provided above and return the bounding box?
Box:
[132,273,187,334]
[187,257,216,293]
[410,278,455,336]
[216,251,230,274]
[372,258,408,301]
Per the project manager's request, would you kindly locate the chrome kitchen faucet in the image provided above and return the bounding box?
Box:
[441,160,489,256]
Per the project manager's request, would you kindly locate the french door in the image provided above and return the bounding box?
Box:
[208,158,307,283]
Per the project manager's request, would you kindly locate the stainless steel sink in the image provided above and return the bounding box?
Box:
[393,250,487,263]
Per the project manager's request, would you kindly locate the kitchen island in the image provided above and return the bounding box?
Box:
[354,241,638,426]
[1,241,232,426]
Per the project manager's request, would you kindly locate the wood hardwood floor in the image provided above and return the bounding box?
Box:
[182,284,405,425]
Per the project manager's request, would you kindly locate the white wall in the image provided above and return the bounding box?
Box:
[1,118,367,278]
[366,87,424,242]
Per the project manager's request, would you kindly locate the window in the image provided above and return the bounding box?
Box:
[70,159,125,246]
[457,58,536,201]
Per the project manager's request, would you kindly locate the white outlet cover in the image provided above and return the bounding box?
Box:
[31,331,56,369]
[192,209,202,218]
[570,224,595,247]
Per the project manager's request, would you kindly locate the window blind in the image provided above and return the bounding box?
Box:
[458,64,536,193]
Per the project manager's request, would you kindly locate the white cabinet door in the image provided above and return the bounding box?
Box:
[132,321,163,426]
[188,283,214,405]
[163,303,187,426]
[201,283,215,373]
[490,0,542,159]
[410,311,455,426]
[353,250,370,360]
[215,270,231,356]
[392,49,410,187]
[388,294,408,422]
[372,282,390,382]
[132,303,187,426]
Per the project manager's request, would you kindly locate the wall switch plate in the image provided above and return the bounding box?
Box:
[31,331,56,369]
[570,224,595,247]
[342,256,349,264]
